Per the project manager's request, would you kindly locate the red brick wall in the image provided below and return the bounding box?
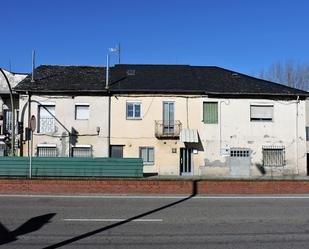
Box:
[1,179,309,195]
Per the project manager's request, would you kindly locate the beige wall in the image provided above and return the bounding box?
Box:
[111,95,307,177]
[19,94,109,157]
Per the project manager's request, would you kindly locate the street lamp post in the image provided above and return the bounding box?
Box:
[0,68,15,156]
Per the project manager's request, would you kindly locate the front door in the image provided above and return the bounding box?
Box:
[180,148,192,175]
[163,102,174,134]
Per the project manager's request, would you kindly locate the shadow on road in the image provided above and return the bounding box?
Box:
[43,180,200,249]
[0,213,56,245]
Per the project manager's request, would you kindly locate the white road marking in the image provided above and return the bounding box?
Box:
[63,218,163,222]
[2,194,309,199]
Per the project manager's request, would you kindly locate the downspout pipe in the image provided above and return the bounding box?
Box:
[0,68,15,156]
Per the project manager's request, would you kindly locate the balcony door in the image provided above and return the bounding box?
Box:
[163,102,174,134]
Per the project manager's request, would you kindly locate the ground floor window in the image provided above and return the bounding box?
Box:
[110,145,124,158]
[72,145,92,157]
[37,144,57,157]
[262,146,285,166]
[139,147,154,165]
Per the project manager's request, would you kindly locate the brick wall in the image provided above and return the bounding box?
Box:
[1,179,309,195]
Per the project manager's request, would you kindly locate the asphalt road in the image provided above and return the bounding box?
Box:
[1,194,309,248]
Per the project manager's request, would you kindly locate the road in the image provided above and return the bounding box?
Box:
[1,194,309,248]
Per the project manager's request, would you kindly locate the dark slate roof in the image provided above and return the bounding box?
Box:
[14,65,107,93]
[14,64,309,97]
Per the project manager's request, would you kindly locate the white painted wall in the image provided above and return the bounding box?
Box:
[19,94,109,157]
[111,95,307,177]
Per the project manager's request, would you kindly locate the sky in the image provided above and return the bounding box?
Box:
[1,0,309,75]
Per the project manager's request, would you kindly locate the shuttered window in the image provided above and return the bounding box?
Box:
[72,145,92,157]
[250,105,273,121]
[75,104,89,120]
[203,102,218,124]
[37,144,57,157]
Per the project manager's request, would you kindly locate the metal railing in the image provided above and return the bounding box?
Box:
[155,120,182,138]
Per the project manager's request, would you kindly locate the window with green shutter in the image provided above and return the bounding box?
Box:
[203,102,218,124]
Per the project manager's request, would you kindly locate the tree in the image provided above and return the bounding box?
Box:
[258,61,309,91]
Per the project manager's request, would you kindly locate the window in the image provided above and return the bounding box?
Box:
[203,102,218,124]
[4,110,12,133]
[110,145,124,158]
[250,105,273,121]
[126,102,141,119]
[262,146,285,166]
[306,127,309,141]
[37,144,57,157]
[38,105,55,133]
[139,147,154,165]
[75,104,89,120]
[72,145,92,157]
[230,148,250,157]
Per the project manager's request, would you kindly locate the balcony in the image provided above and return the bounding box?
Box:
[155,120,182,139]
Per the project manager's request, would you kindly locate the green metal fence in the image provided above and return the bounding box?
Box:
[0,157,143,178]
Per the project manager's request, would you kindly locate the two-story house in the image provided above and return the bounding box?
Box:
[14,64,309,178]
[108,64,309,177]
[14,65,109,157]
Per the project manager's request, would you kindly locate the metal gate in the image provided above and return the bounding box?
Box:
[229,148,251,177]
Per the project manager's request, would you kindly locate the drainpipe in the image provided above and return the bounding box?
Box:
[105,53,111,156]
[296,95,300,175]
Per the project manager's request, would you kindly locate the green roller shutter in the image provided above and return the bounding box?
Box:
[203,102,218,124]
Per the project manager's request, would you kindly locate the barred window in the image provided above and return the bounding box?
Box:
[38,105,56,133]
[230,148,250,157]
[263,146,285,166]
[72,145,92,157]
[37,144,57,157]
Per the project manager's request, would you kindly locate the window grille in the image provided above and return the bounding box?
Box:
[39,105,56,133]
[262,146,285,166]
[230,148,250,157]
[72,145,92,157]
[37,145,57,157]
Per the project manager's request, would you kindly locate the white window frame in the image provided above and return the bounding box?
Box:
[126,101,141,119]
[139,147,154,165]
[250,104,274,122]
[38,105,56,133]
[75,103,90,120]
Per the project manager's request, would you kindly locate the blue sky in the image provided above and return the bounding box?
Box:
[1,0,309,75]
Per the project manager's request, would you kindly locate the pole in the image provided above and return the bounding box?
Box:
[118,43,121,64]
[29,130,32,178]
[0,68,15,156]
[105,53,109,89]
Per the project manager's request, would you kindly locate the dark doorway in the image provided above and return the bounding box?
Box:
[180,148,192,175]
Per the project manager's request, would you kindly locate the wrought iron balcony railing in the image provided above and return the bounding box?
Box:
[155,120,182,139]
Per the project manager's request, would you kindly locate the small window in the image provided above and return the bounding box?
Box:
[37,144,57,157]
[72,145,92,157]
[110,145,124,158]
[250,105,273,122]
[139,147,154,165]
[262,146,285,166]
[38,105,56,133]
[203,102,218,124]
[75,104,89,120]
[126,102,141,119]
